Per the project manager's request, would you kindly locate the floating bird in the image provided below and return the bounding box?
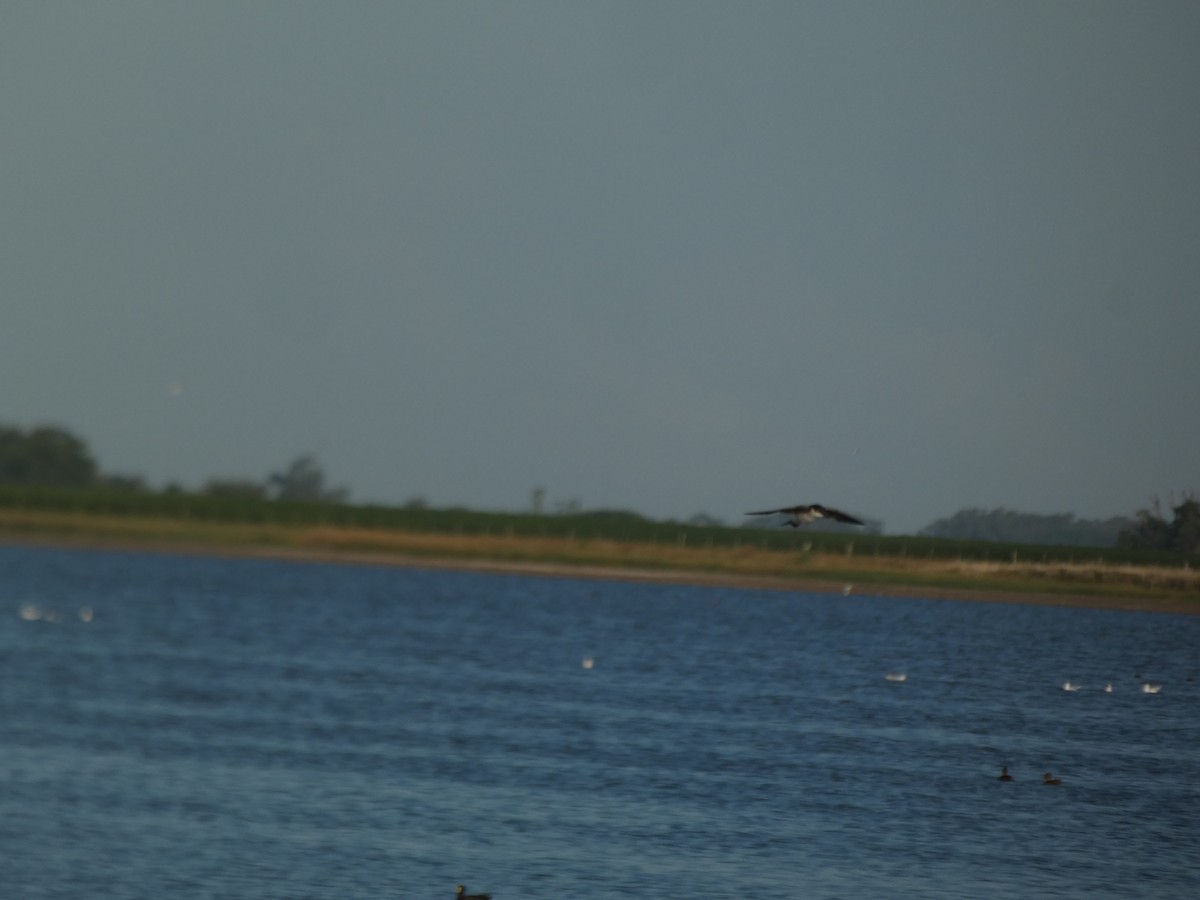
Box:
[998,766,1014,782]
[1062,681,1081,692]
[581,656,595,670]
[744,504,865,528]
[884,673,907,682]
[1042,772,1062,786]
[457,887,492,900]
[1104,683,1113,693]
[1141,682,1162,694]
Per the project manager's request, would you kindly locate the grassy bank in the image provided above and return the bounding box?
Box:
[1,507,1197,610]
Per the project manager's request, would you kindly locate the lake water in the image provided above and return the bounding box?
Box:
[1,544,1198,899]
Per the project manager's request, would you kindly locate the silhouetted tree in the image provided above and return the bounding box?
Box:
[203,479,269,500]
[1176,499,1200,555]
[0,424,97,487]
[1118,493,1200,554]
[268,455,348,503]
[101,474,150,492]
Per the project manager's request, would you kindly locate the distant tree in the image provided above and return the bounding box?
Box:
[1178,499,1200,556]
[555,497,582,515]
[531,486,546,515]
[0,424,98,487]
[101,474,150,493]
[919,508,1132,548]
[268,455,348,503]
[1118,494,1200,555]
[203,479,269,500]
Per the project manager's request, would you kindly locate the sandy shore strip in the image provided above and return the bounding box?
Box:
[4,532,1196,616]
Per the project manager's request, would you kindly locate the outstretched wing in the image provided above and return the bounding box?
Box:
[811,505,865,525]
[745,504,817,516]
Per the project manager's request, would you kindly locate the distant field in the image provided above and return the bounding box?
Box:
[1,501,1196,611]
[0,484,1189,563]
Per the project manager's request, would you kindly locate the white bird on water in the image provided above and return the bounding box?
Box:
[1062,681,1081,692]
[1141,682,1162,694]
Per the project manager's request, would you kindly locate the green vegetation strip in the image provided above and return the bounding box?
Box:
[2,485,1193,564]
[1,504,1196,608]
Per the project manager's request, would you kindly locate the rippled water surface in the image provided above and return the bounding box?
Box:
[2,544,1198,899]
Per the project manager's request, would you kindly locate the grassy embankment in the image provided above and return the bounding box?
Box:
[0,490,1196,609]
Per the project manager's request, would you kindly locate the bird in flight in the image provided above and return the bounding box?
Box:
[744,504,865,527]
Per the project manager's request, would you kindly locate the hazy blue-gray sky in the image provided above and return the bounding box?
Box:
[3,2,1198,534]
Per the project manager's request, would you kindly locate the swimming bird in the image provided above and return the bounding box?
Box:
[884,672,907,682]
[457,887,492,900]
[998,766,1014,782]
[1141,682,1162,694]
[1062,681,1080,692]
[744,504,865,527]
[1042,772,1062,786]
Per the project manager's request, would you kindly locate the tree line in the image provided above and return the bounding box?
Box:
[918,500,1199,555]
[0,423,345,503]
[1,422,1195,555]
[919,508,1133,548]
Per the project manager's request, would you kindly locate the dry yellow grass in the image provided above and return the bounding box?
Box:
[1,508,1196,608]
[295,526,1200,593]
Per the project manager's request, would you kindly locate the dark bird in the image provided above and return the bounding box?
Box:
[1042,772,1062,786]
[998,766,1014,782]
[744,504,865,527]
[457,886,492,900]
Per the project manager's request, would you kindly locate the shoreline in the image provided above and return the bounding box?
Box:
[5,532,1197,616]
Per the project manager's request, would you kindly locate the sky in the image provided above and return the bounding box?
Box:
[3,2,1198,535]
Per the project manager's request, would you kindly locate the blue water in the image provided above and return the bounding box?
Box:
[1,545,1198,899]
